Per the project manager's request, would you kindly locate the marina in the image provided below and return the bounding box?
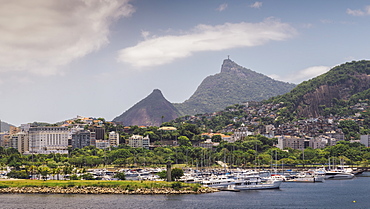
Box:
[0,172,369,209]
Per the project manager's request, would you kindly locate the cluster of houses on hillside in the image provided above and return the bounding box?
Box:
[182,101,370,150]
[1,99,370,155]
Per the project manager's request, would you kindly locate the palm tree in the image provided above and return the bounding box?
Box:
[38,166,51,181]
[55,167,61,180]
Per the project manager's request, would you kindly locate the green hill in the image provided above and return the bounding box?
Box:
[268,60,370,121]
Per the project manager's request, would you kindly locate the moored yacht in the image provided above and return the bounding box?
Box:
[201,175,235,188]
[323,170,354,179]
[315,167,354,180]
[228,175,282,190]
[286,171,325,183]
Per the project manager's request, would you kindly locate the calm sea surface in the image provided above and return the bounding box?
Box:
[1,173,370,209]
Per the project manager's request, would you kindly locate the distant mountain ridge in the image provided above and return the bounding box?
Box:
[113,59,297,126]
[174,59,296,115]
[113,89,180,126]
[0,121,14,132]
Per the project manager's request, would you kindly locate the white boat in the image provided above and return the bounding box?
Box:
[228,175,282,190]
[285,171,325,183]
[262,174,286,182]
[201,175,236,188]
[324,170,354,179]
[315,166,354,180]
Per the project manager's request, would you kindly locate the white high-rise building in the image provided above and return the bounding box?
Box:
[28,127,69,154]
[128,135,150,149]
[108,131,119,147]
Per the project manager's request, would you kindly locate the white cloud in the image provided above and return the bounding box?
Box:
[346,5,370,16]
[216,3,228,11]
[250,2,263,9]
[270,66,331,84]
[118,18,297,68]
[0,0,135,76]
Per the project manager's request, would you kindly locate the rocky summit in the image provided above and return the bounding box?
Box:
[113,89,180,126]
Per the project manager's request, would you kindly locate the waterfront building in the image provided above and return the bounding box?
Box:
[28,126,69,154]
[128,135,150,149]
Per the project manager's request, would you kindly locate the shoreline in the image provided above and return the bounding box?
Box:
[0,186,219,195]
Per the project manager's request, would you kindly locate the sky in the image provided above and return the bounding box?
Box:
[1,0,370,126]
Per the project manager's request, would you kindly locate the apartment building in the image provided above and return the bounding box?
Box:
[128,135,150,149]
[28,126,69,154]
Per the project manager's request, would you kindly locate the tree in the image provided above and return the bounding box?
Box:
[171,168,184,181]
[114,172,126,180]
[178,136,192,147]
[339,120,360,140]
[69,174,80,180]
[81,173,95,180]
[38,166,51,180]
[156,168,184,181]
[212,135,222,142]
[156,170,167,180]
[7,170,29,179]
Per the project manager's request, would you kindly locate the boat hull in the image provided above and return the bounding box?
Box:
[230,180,282,190]
[286,176,325,183]
[325,173,354,179]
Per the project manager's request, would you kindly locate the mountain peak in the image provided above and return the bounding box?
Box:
[175,59,296,115]
[151,89,163,96]
[221,58,242,73]
[113,89,180,126]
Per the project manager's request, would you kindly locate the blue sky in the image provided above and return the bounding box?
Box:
[1,0,370,126]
